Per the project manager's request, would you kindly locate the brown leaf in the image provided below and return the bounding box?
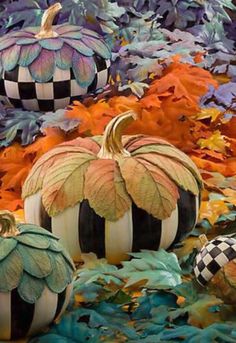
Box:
[118,156,179,219]
[22,146,95,199]
[132,144,203,187]
[135,153,199,195]
[84,159,131,221]
[42,153,96,216]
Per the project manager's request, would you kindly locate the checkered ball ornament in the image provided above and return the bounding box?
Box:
[0,55,110,112]
[194,235,236,286]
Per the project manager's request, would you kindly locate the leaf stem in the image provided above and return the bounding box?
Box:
[35,3,62,39]
[0,210,20,237]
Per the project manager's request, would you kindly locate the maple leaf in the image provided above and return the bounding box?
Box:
[0,189,23,211]
[194,108,222,122]
[197,130,230,153]
[199,199,230,225]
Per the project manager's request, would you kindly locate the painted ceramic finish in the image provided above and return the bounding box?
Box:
[23,112,202,264]
[194,235,236,286]
[0,8,111,111]
[0,284,73,340]
[0,211,75,340]
[25,190,200,264]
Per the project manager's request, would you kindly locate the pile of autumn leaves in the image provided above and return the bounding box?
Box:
[0,59,235,225]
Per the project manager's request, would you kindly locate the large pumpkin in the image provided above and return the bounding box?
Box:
[0,210,75,341]
[0,3,111,112]
[23,111,202,264]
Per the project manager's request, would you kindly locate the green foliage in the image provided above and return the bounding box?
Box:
[118,249,182,288]
[0,224,74,303]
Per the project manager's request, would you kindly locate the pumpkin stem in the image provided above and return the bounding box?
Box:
[35,3,62,39]
[97,110,137,160]
[199,234,208,246]
[0,211,20,237]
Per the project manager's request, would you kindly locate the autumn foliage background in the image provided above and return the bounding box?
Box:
[0,0,236,341]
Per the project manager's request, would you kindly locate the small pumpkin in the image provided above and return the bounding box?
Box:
[0,3,111,112]
[23,110,202,264]
[194,234,236,304]
[0,210,75,341]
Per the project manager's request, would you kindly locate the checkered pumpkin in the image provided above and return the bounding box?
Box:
[0,210,75,340]
[0,3,111,112]
[194,235,236,287]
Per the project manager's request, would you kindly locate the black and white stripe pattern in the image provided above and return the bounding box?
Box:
[0,55,110,112]
[0,284,72,340]
[24,188,199,264]
[194,236,236,286]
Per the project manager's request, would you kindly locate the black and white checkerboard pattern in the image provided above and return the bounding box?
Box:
[194,236,236,286]
[0,55,110,112]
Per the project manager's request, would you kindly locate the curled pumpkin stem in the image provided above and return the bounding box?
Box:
[97,110,137,160]
[35,2,62,39]
[0,210,20,237]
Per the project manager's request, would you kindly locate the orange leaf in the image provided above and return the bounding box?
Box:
[199,200,229,225]
[84,159,131,221]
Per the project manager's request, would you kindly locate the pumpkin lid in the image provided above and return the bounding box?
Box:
[23,111,203,222]
[0,3,111,85]
[0,210,75,303]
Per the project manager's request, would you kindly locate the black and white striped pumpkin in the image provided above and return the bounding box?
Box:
[23,111,203,264]
[0,3,111,112]
[0,210,75,341]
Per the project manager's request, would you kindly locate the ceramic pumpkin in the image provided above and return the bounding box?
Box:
[23,110,202,264]
[0,3,111,112]
[0,210,75,341]
[194,234,236,304]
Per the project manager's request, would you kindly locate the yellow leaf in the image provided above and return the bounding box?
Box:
[199,199,229,225]
[197,130,230,153]
[195,108,221,122]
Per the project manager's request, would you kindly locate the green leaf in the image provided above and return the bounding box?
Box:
[118,250,182,289]
[15,233,50,249]
[17,244,52,278]
[17,224,59,240]
[18,272,45,303]
[132,145,203,188]
[118,156,179,220]
[0,237,17,261]
[84,159,131,221]
[0,249,23,291]
[46,252,74,293]
[48,239,64,252]
[42,153,96,216]
[76,253,123,286]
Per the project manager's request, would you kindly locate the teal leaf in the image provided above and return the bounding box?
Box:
[18,224,59,239]
[48,239,64,253]
[39,38,64,51]
[60,247,76,271]
[0,249,23,292]
[29,49,55,82]
[0,38,17,51]
[63,38,94,56]
[76,253,122,286]
[118,249,182,289]
[72,52,95,88]
[46,252,74,293]
[2,45,20,71]
[16,37,37,45]
[0,237,17,261]
[56,44,73,70]
[82,37,111,59]
[17,244,52,278]
[15,233,50,249]
[18,272,45,303]
[19,44,42,67]
[60,31,83,40]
